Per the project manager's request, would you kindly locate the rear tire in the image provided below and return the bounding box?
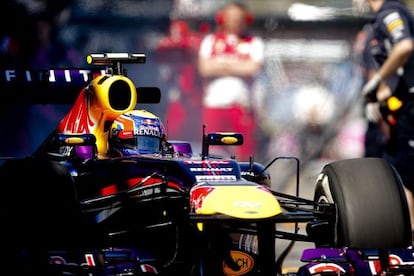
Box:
[313,157,411,249]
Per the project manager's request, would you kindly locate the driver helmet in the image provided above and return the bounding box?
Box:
[108,109,166,157]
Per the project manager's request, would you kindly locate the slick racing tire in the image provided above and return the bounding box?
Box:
[313,157,411,249]
[0,157,80,275]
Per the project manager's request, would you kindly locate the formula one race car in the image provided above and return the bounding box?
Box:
[0,53,413,276]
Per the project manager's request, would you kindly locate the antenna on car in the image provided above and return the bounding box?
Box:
[201,125,208,160]
[86,53,146,76]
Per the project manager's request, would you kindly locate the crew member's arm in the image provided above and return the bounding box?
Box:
[199,56,262,78]
[362,37,414,101]
[377,38,414,100]
[380,38,414,79]
[198,36,264,78]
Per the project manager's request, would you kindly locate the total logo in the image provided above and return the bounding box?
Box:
[233,201,262,208]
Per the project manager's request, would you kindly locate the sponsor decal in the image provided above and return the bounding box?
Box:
[0,69,104,84]
[184,160,230,164]
[119,130,133,139]
[135,126,162,137]
[233,201,262,208]
[186,159,237,179]
[241,171,254,177]
[190,167,233,172]
[58,90,95,134]
[190,186,215,210]
[195,175,237,181]
[383,12,404,40]
[223,250,255,276]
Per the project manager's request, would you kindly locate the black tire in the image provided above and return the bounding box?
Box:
[313,157,411,249]
[0,157,81,275]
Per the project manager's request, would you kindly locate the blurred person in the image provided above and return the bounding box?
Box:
[198,2,264,161]
[354,23,389,158]
[155,19,205,143]
[362,0,414,234]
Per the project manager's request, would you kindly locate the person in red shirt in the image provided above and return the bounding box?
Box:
[198,2,264,161]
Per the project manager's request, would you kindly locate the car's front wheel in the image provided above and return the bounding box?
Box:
[312,157,411,249]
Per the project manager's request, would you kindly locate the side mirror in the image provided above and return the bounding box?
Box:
[57,133,97,161]
[202,132,244,159]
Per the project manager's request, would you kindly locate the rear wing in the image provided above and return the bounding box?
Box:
[0,53,160,104]
[0,69,99,104]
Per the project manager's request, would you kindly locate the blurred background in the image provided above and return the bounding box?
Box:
[3,0,412,166]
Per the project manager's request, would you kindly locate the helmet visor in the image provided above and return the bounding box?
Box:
[123,136,160,154]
